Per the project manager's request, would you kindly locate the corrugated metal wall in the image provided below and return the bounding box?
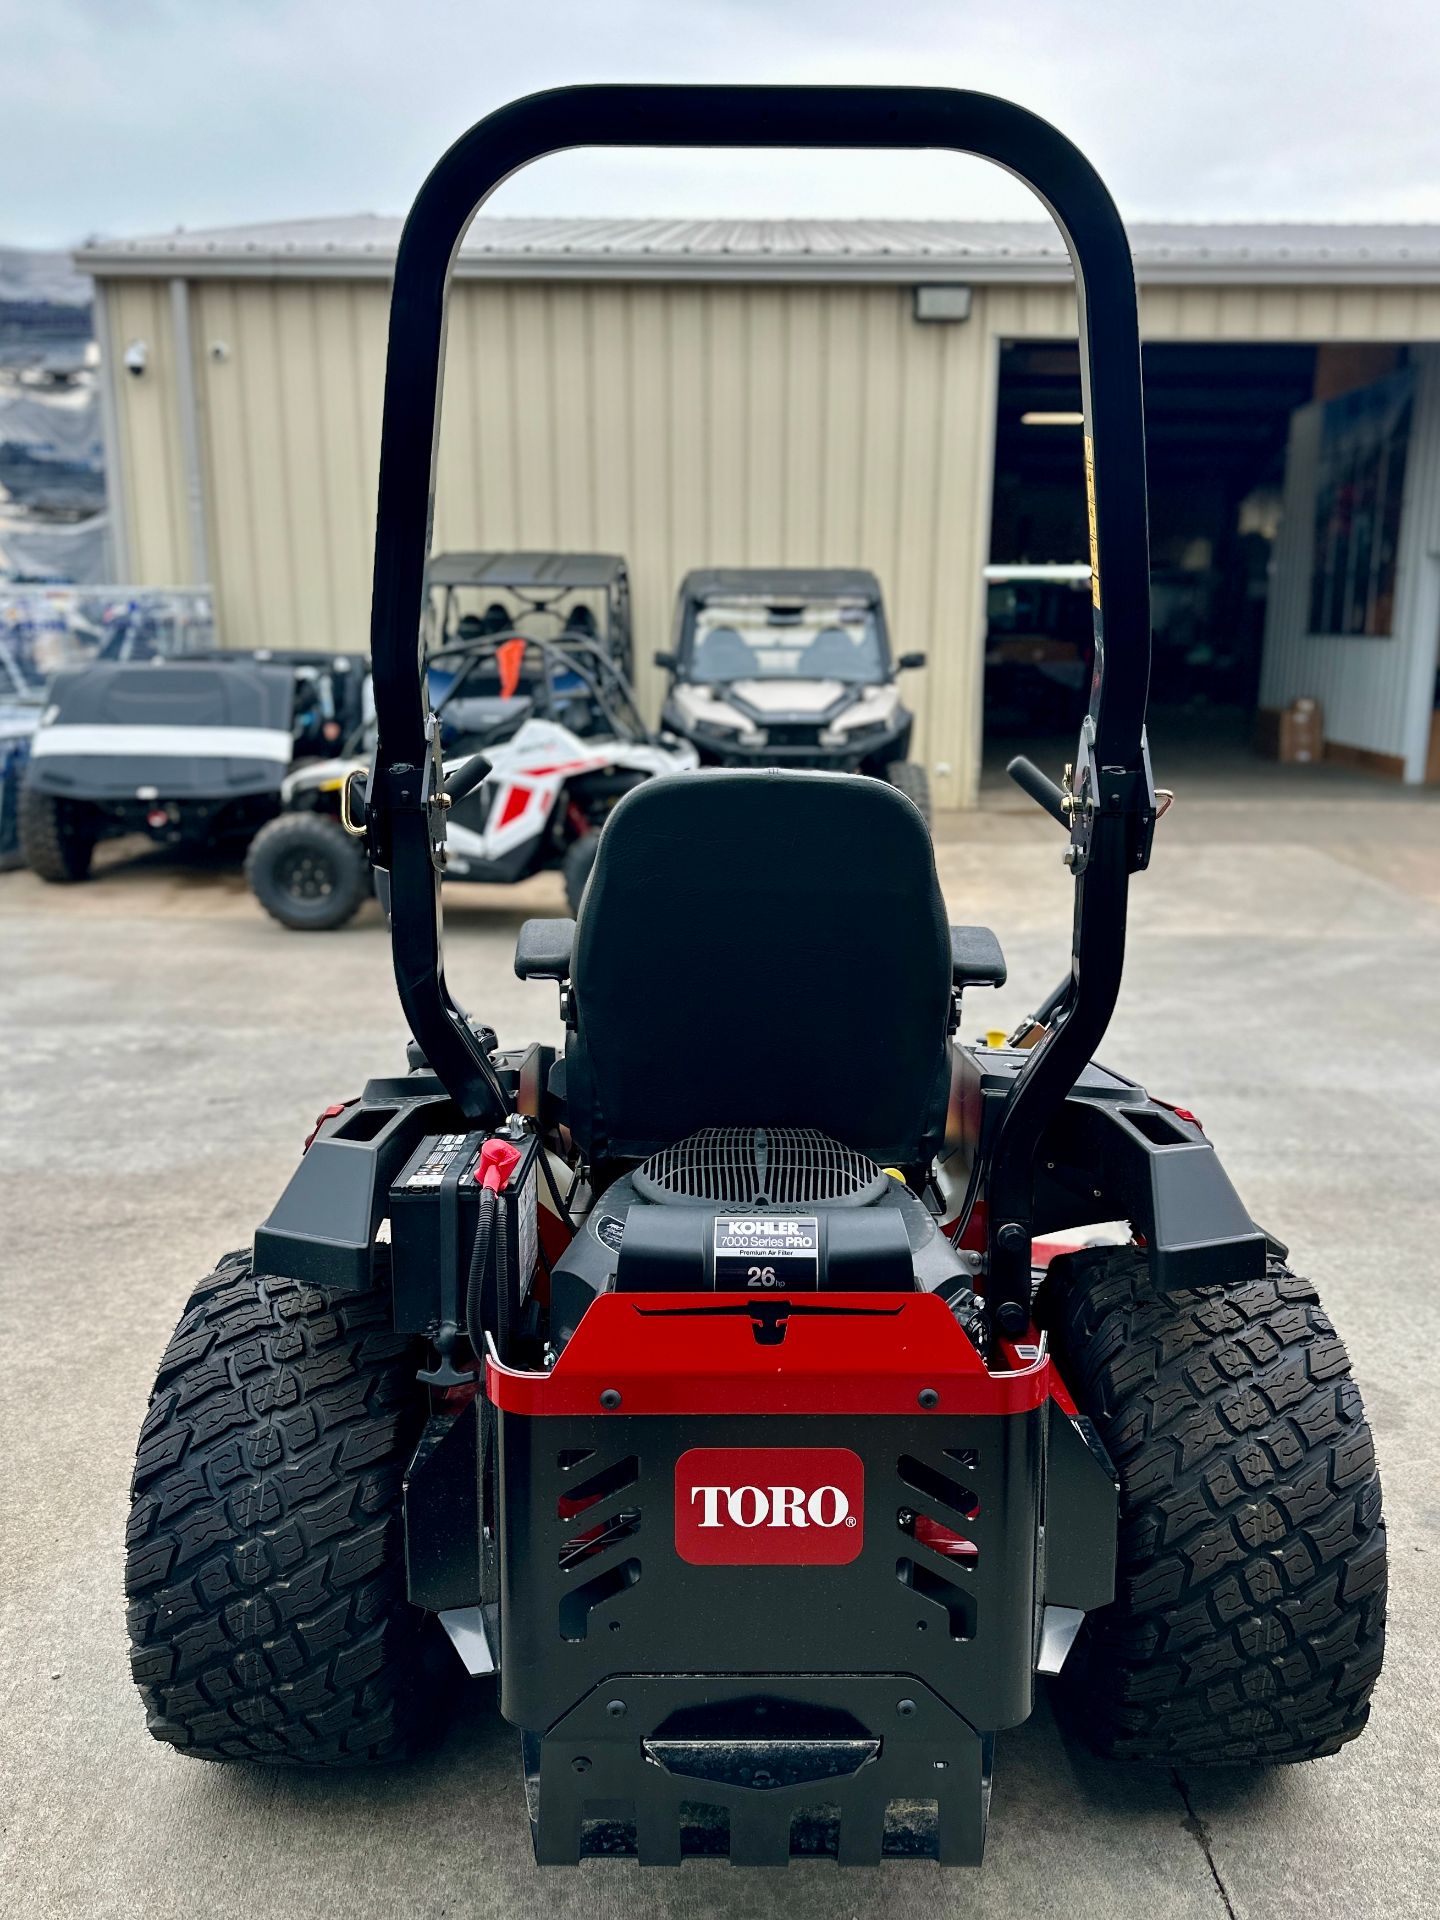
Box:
[103,280,190,583]
[100,274,1440,804]
[1259,346,1440,779]
[145,277,999,805]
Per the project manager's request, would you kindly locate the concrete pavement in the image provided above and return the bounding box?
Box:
[2,769,1438,1919]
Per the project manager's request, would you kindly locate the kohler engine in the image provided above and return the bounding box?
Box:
[550,1126,974,1348]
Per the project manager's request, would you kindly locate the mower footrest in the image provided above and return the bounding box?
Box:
[524,1676,993,1866]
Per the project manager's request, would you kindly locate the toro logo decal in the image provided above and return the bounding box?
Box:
[674,1447,864,1565]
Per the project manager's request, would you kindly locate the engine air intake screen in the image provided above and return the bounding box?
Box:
[635,1127,887,1208]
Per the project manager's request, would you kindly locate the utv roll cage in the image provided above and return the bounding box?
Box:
[427,627,655,750]
[672,567,890,658]
[423,550,633,678]
[360,84,1157,1341]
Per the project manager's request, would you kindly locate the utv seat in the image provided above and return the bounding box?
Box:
[692,626,754,681]
[515,768,1005,1168]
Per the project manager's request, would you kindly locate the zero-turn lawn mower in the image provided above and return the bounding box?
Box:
[127,87,1386,1869]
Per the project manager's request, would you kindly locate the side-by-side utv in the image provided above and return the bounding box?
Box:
[656,566,931,819]
[126,87,1385,1870]
[247,628,695,929]
[424,549,634,680]
[21,650,366,880]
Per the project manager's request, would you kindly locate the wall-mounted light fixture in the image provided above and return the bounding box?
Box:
[913,284,973,322]
[1020,410,1085,426]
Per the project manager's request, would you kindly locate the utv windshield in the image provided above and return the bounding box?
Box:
[686,598,885,685]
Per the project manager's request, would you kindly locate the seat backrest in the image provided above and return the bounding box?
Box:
[565,768,952,1165]
[692,625,753,681]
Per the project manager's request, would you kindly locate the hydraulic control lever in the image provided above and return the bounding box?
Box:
[1006,754,1069,827]
[443,751,493,806]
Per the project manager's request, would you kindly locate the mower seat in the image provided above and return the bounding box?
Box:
[555,767,957,1166]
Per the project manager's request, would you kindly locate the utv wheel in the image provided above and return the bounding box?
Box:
[126,1254,443,1765]
[563,830,600,914]
[246,811,369,930]
[885,760,931,827]
[1048,1248,1385,1764]
[19,785,96,882]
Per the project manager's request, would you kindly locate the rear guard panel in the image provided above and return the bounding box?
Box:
[484,1292,1081,1865]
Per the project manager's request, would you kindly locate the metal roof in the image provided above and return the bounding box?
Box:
[424,549,626,589]
[75,216,1440,287]
[680,566,883,602]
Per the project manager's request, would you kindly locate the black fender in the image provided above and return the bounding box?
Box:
[253,1079,458,1291]
[948,1046,1268,1291]
[1039,1092,1267,1290]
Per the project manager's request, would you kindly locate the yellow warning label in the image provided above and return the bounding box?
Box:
[1084,433,1100,608]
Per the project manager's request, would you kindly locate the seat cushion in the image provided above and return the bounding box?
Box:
[566,767,952,1164]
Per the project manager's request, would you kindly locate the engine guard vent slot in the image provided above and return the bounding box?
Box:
[898,1454,980,1520]
[559,1508,640,1571]
[557,1454,638,1518]
[558,1556,640,1641]
[635,1127,887,1208]
[898,1556,977,1641]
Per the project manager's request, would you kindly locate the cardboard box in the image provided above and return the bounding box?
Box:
[1278,697,1323,765]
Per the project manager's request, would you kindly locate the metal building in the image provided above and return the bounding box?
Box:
[79,217,1440,803]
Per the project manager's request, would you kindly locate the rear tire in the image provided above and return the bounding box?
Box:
[126,1254,443,1765]
[246,811,369,930]
[562,830,600,915]
[1047,1247,1386,1764]
[19,784,96,882]
[884,760,931,827]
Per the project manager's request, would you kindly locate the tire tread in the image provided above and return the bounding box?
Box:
[1051,1248,1385,1764]
[126,1256,433,1766]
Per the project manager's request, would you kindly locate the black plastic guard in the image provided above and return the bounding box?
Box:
[1043,1409,1119,1613]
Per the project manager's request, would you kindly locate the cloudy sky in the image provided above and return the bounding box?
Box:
[4,0,1439,247]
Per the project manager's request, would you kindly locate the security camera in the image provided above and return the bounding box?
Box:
[123,339,149,377]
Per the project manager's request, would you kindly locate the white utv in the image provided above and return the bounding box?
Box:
[655,567,931,823]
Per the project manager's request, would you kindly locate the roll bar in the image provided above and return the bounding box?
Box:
[365,85,1156,1333]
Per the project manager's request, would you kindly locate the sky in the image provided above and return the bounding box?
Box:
[4,0,1440,249]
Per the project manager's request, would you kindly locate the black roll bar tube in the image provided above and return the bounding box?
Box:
[365,84,1154,1330]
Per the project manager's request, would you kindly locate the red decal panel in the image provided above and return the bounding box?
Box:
[675,1447,864,1565]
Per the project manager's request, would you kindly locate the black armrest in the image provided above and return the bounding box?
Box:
[950,925,1007,989]
[515,917,575,982]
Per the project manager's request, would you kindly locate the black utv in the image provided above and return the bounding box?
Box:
[19,650,366,881]
[656,566,932,822]
[125,85,1384,1875]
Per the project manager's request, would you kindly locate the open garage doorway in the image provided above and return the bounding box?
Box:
[983,339,1318,783]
